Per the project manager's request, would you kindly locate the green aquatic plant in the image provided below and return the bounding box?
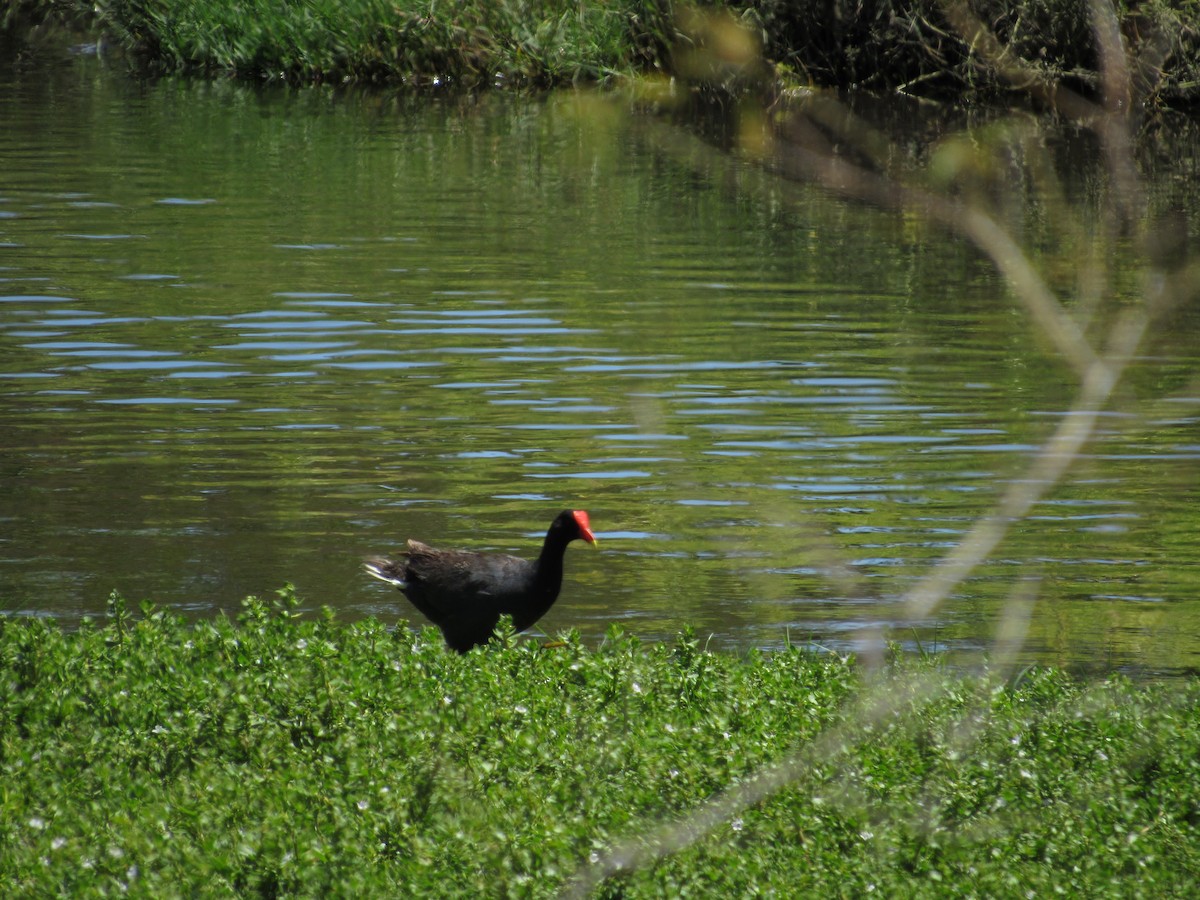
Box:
[2,598,1199,895]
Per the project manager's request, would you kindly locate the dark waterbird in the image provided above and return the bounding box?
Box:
[365,509,598,652]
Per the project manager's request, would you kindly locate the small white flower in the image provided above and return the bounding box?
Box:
[357,800,369,812]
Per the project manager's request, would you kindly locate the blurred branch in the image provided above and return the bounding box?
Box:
[563,672,946,898]
[942,0,1145,234]
[769,126,1102,377]
[566,1,1189,892]
[901,304,1148,621]
[766,0,1174,628]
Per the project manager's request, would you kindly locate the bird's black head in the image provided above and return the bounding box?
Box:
[555,509,597,546]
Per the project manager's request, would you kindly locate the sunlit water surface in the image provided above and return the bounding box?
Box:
[2,59,1199,674]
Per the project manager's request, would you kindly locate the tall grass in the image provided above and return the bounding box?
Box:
[84,0,672,86]
[5,1,1198,102]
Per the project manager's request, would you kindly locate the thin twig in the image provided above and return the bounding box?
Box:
[564,3,1171,892]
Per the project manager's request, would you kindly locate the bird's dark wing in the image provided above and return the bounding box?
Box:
[402,543,529,604]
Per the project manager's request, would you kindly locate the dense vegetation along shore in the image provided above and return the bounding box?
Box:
[2,591,1198,895]
[3,1,1199,106]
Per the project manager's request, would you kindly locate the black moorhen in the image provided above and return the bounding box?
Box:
[365,509,597,652]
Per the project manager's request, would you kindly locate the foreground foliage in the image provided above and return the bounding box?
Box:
[1,590,1198,896]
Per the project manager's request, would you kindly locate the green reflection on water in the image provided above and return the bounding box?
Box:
[1,63,1198,673]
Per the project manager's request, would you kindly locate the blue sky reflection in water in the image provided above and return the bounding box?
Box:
[1,65,1199,673]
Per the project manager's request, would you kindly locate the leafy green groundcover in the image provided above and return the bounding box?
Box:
[2,588,1198,896]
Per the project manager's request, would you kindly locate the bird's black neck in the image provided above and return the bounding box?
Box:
[533,520,573,587]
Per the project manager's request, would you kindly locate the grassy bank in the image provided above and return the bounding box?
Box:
[3,1,1198,105]
[36,0,673,86]
[2,589,1199,896]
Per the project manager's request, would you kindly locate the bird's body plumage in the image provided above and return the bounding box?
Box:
[366,510,596,652]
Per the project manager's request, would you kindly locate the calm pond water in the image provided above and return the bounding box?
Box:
[3,56,1199,674]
